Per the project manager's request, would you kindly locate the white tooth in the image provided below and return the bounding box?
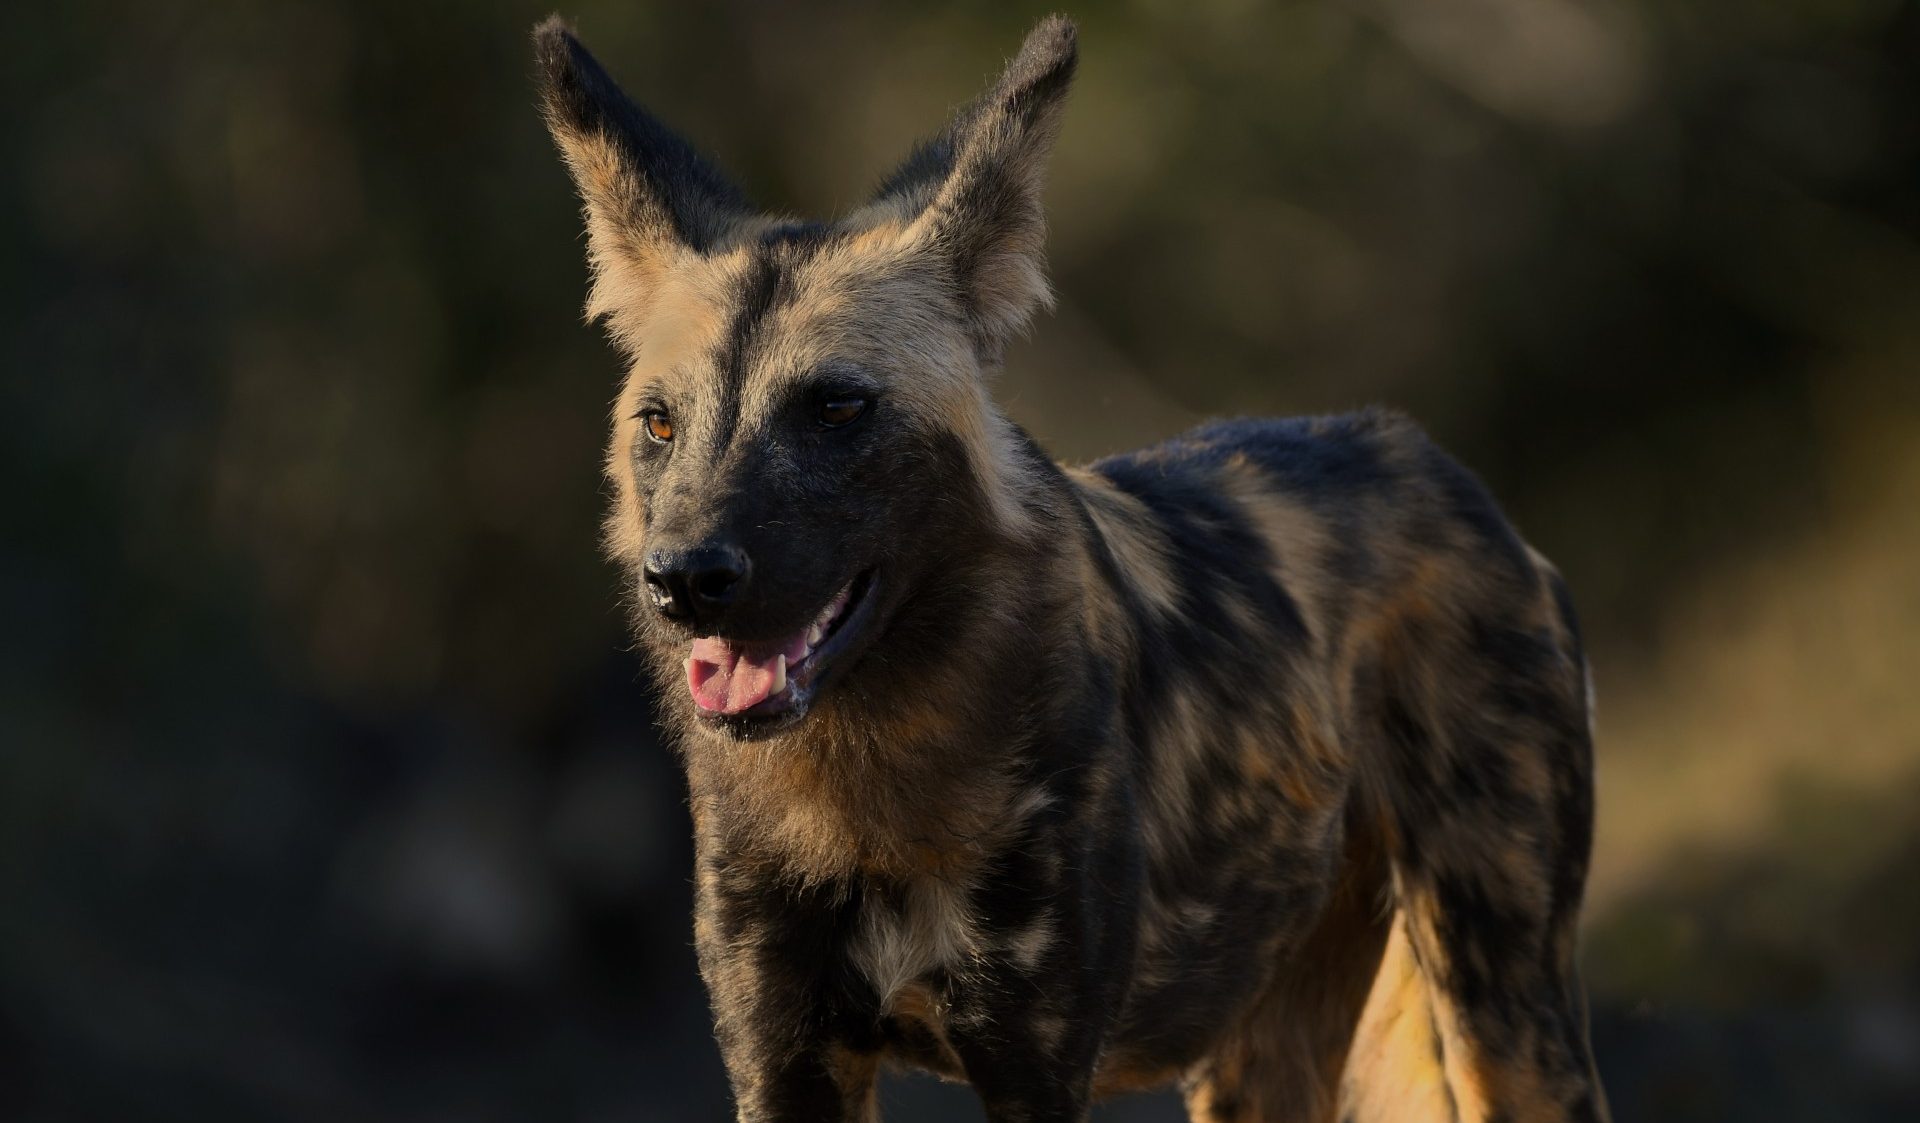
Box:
[807,624,824,646]
[769,654,787,694]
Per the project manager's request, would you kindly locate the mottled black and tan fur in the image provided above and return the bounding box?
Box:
[535,14,1608,1123]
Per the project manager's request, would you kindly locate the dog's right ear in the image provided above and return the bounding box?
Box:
[533,17,753,332]
[861,17,1078,362]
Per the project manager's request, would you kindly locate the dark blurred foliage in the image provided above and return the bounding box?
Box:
[4,1,1919,1120]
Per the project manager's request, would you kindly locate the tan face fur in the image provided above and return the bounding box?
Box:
[597,226,1043,585]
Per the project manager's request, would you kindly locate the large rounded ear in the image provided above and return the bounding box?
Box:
[866,16,1079,362]
[533,17,755,338]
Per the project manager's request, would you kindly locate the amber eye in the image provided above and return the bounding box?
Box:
[819,397,867,428]
[641,410,674,443]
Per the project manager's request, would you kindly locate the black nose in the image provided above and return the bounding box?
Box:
[643,544,750,623]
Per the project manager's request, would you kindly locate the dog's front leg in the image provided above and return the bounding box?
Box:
[696,854,875,1123]
[942,881,1133,1122]
[947,1010,1099,1123]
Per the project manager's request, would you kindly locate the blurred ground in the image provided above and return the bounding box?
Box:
[4,1,1918,1119]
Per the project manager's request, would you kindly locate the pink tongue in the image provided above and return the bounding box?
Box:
[687,633,809,714]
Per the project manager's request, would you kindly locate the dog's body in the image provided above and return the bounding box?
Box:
[536,15,1607,1123]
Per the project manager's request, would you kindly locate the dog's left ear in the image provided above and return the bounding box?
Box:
[533,17,755,338]
[868,16,1078,361]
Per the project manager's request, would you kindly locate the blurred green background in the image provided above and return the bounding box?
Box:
[4,1,1918,1119]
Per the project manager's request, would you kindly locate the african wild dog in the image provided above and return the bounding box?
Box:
[534,14,1608,1123]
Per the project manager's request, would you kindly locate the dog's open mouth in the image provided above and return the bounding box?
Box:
[683,569,878,731]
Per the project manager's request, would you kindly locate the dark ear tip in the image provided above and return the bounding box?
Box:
[532,13,576,64]
[1031,14,1078,47]
[532,14,603,127]
[1000,14,1078,99]
[531,14,591,100]
[1020,14,1079,68]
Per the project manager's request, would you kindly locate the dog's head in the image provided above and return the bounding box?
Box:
[535,16,1077,740]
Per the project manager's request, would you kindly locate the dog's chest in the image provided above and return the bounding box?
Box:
[849,876,981,1009]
